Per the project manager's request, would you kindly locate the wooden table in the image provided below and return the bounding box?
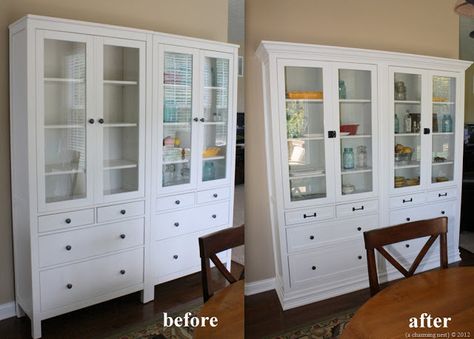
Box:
[194,280,244,339]
[342,267,474,338]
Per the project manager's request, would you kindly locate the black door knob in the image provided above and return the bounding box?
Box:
[405,244,410,248]
[312,266,317,270]
[65,218,71,224]
[98,118,104,124]
[213,193,218,198]
[66,283,73,289]
[406,217,411,221]
[175,200,180,205]
[173,255,179,259]
[441,211,445,215]
[193,117,199,122]
[120,234,126,239]
[65,245,72,251]
[174,222,179,227]
[309,235,315,240]
[357,227,362,231]
[212,214,217,219]
[200,118,205,122]
[120,209,126,215]
[358,255,362,260]
[88,118,95,124]
[120,269,126,275]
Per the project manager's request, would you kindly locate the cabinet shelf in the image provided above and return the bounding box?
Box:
[164,83,191,88]
[341,167,372,174]
[286,99,323,103]
[103,80,138,86]
[394,161,420,169]
[45,163,84,176]
[394,100,421,104]
[289,170,325,179]
[203,156,225,161]
[44,77,85,83]
[339,99,371,103]
[44,124,84,129]
[288,134,324,141]
[432,132,454,136]
[395,133,420,137]
[103,159,138,170]
[433,102,455,105]
[204,86,227,90]
[340,134,371,139]
[202,121,227,126]
[163,159,190,165]
[163,122,190,126]
[432,161,454,166]
[102,123,138,128]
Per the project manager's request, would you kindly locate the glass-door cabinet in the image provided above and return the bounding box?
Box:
[335,65,377,200]
[277,60,335,207]
[37,31,94,210]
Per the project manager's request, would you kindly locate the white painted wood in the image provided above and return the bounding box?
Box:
[96,201,145,223]
[0,302,16,321]
[258,40,471,311]
[244,278,276,296]
[38,208,94,233]
[196,187,231,204]
[155,192,195,211]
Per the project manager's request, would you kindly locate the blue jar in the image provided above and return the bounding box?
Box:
[203,162,215,181]
[339,80,347,99]
[343,148,354,169]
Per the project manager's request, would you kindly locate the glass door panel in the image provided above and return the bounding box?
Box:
[284,66,327,201]
[201,56,229,182]
[102,44,140,196]
[393,72,422,189]
[162,52,193,187]
[43,38,88,203]
[338,69,373,195]
[431,76,456,184]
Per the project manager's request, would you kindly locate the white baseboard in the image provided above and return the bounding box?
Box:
[245,277,275,296]
[0,301,15,321]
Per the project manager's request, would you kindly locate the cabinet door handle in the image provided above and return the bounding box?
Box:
[98,118,104,124]
[352,206,364,211]
[193,117,199,122]
[120,269,126,275]
[120,209,126,215]
[358,255,362,260]
[173,255,179,260]
[65,245,72,251]
[213,193,218,198]
[120,234,126,239]
[88,118,95,124]
[303,213,317,219]
[212,214,217,219]
[174,222,180,227]
[65,218,72,224]
[424,128,430,135]
[309,235,315,240]
[66,283,73,289]
[438,193,448,197]
[357,227,362,231]
[402,198,413,203]
[328,130,336,138]
[200,118,205,122]
[175,200,181,205]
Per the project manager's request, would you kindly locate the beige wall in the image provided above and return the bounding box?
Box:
[245,0,460,283]
[0,0,228,304]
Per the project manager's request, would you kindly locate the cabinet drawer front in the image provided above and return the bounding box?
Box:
[336,200,378,218]
[389,193,426,209]
[40,248,143,311]
[197,187,231,204]
[288,238,366,287]
[38,209,94,233]
[154,202,230,241]
[384,236,437,259]
[39,218,144,267]
[97,201,145,223]
[286,215,378,253]
[156,193,194,212]
[426,188,457,203]
[285,206,335,226]
[390,207,426,225]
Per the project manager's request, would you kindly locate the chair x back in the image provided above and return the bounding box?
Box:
[199,225,245,302]
[364,217,448,296]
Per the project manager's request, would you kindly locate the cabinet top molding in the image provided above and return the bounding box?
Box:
[9,14,239,52]
[256,40,471,71]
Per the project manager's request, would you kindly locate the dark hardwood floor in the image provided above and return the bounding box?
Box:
[0,262,243,339]
[245,248,474,339]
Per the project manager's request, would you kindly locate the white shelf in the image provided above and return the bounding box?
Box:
[341,167,372,175]
[163,122,190,126]
[163,159,189,165]
[394,161,420,169]
[164,83,191,88]
[103,159,138,170]
[203,156,226,161]
[394,100,421,104]
[44,77,84,83]
[45,163,84,176]
[204,86,227,90]
[202,121,227,126]
[286,99,323,103]
[432,161,454,166]
[342,189,372,196]
[395,133,421,137]
[340,134,372,139]
[104,80,138,86]
[339,99,371,103]
[433,101,455,105]
[288,135,324,141]
[289,171,325,179]
[104,187,136,196]
[102,123,138,128]
[44,124,84,129]
[432,132,454,136]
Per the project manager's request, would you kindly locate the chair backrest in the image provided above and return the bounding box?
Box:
[363,217,448,296]
[199,225,245,302]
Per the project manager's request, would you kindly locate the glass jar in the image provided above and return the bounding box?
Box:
[395,81,406,100]
[339,80,347,99]
[394,114,400,134]
[356,146,367,168]
[203,162,215,181]
[343,148,354,169]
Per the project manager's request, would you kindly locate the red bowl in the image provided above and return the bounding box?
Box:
[340,124,359,135]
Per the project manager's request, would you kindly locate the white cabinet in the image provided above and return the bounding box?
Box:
[10,15,237,338]
[258,41,470,310]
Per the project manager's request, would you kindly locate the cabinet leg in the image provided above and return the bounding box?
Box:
[140,284,155,304]
[31,316,42,339]
[15,301,25,318]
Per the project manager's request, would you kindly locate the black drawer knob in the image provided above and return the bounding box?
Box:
[98,118,104,124]
[65,245,72,251]
[120,269,126,275]
[358,255,362,260]
[174,222,179,227]
[200,118,205,122]
[66,283,73,289]
[352,206,364,212]
[406,217,411,221]
[173,255,179,260]
[88,118,95,124]
[65,218,71,224]
[303,212,317,219]
[212,214,217,219]
[439,193,448,197]
[213,193,218,198]
[357,227,362,231]
[120,234,126,239]
[175,200,180,205]
[312,266,317,270]
[406,244,410,248]
[193,117,199,122]
[402,198,413,203]
[441,211,446,215]
[309,235,315,240]
[120,209,126,215]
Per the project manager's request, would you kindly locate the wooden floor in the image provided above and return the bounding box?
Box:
[244,248,474,339]
[0,263,243,339]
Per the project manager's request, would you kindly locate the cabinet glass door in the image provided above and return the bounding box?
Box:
[393,72,422,189]
[431,75,456,184]
[337,67,375,196]
[100,39,144,199]
[39,32,92,207]
[200,54,231,183]
[283,65,330,202]
[161,51,194,188]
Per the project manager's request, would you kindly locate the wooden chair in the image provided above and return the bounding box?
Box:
[364,217,448,296]
[199,225,245,302]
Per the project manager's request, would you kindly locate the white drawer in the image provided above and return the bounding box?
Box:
[390,203,455,226]
[286,215,378,253]
[156,193,194,212]
[154,202,229,241]
[389,192,426,209]
[385,236,434,259]
[40,248,143,311]
[288,237,366,288]
[38,209,94,233]
[285,206,335,226]
[197,187,231,204]
[39,218,144,267]
[336,200,378,218]
[97,201,144,223]
[426,188,457,203]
